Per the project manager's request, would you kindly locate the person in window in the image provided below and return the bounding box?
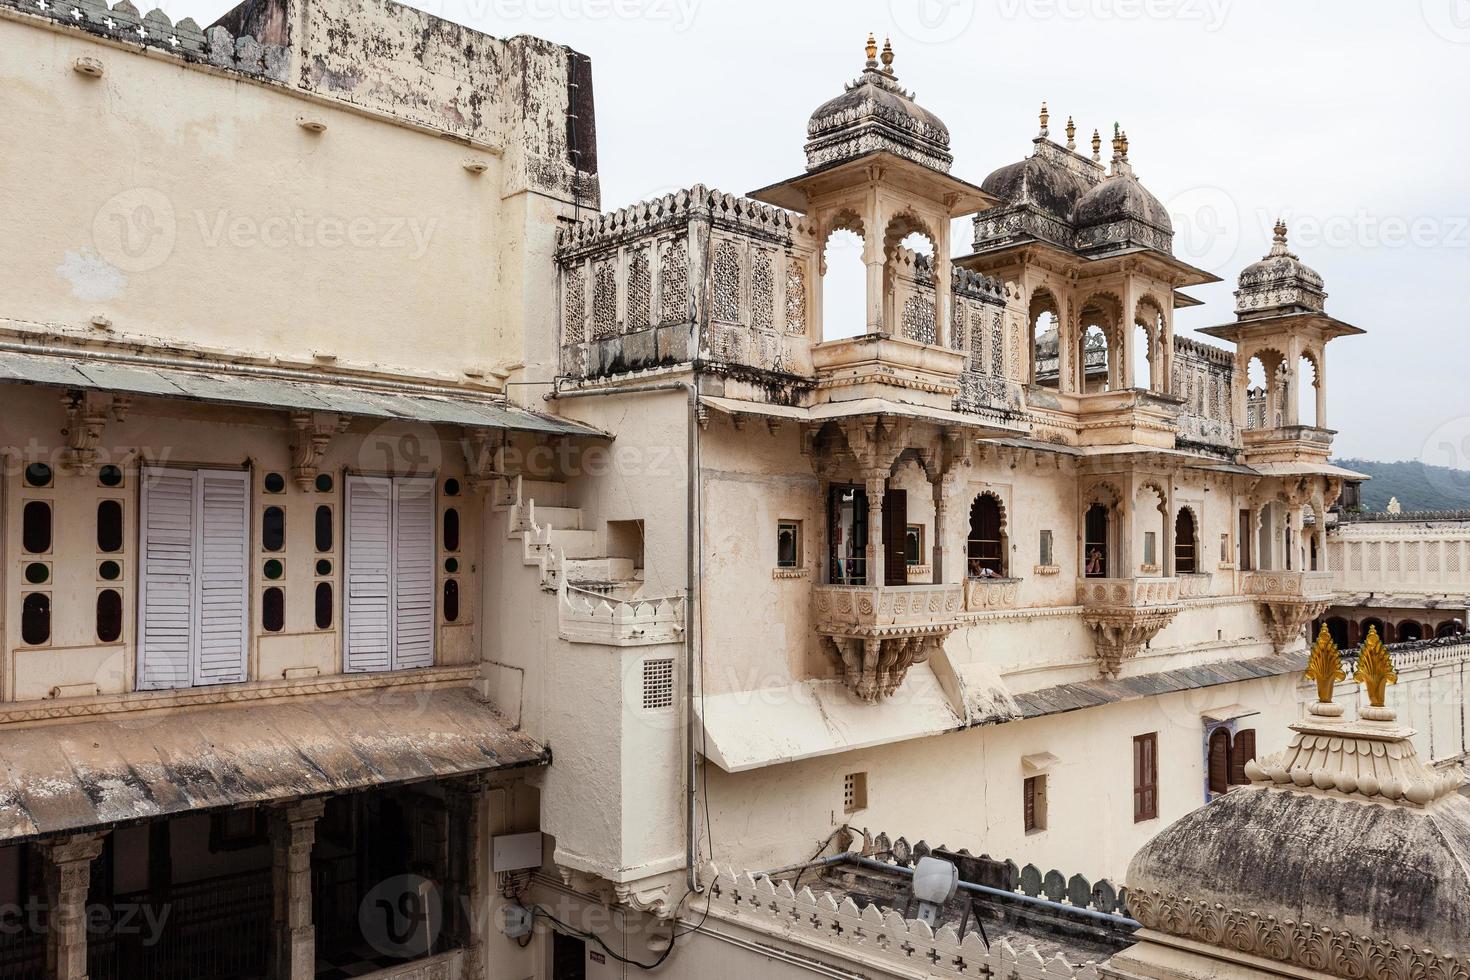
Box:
[1086,548,1104,576]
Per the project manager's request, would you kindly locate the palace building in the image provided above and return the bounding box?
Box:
[0,1,1464,976]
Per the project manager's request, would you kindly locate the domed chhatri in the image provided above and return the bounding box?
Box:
[804,34,953,174]
[1117,633,1470,980]
[974,119,1173,256]
[1235,217,1328,319]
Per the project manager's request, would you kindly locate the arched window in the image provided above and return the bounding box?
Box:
[1207,727,1231,796]
[1084,503,1110,578]
[967,494,1006,578]
[1174,509,1197,574]
[1397,621,1423,643]
[1325,617,1350,648]
[1229,729,1256,786]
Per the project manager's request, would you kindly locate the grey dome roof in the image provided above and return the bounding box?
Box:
[1128,785,1470,955]
[1074,172,1173,234]
[1235,220,1326,317]
[980,153,1093,224]
[803,41,952,173]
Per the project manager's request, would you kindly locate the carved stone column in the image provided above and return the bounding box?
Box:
[931,479,946,585]
[1162,485,1176,576]
[43,833,105,980]
[270,799,325,980]
[864,474,886,587]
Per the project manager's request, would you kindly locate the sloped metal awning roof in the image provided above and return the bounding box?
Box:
[0,347,604,438]
[0,687,548,844]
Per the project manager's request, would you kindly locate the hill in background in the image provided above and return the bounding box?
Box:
[1333,459,1470,512]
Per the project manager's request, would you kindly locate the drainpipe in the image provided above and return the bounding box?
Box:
[547,379,704,894]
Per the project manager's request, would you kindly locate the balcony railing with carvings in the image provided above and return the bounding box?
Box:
[1071,389,1182,450]
[813,583,965,702]
[1242,570,1335,652]
[1241,424,1336,465]
[1178,572,1213,599]
[965,576,1023,612]
[1075,576,1182,677]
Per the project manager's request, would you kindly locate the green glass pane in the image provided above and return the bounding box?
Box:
[99,560,122,581]
[316,559,332,576]
[24,562,49,585]
[263,559,284,580]
[444,557,459,573]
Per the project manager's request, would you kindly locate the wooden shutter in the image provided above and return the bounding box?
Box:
[392,477,436,670]
[345,476,393,672]
[1133,733,1158,822]
[882,489,908,586]
[1230,729,1256,786]
[1207,728,1231,795]
[137,469,197,690]
[194,470,250,685]
[1023,777,1038,833]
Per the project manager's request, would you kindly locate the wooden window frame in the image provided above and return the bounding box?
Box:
[1133,732,1159,822]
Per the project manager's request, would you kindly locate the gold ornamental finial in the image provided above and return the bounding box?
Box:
[1065,115,1076,151]
[1354,626,1399,708]
[865,32,878,63]
[880,36,895,70]
[1039,101,1049,137]
[1091,128,1101,161]
[1304,624,1346,705]
[1120,130,1130,160]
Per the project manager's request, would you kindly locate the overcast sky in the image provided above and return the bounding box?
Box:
[165,0,1470,467]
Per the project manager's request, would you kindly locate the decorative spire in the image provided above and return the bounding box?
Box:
[865,32,878,68]
[880,36,895,72]
[1039,101,1049,138]
[1354,626,1398,709]
[1065,116,1076,151]
[1273,218,1288,246]
[1091,128,1101,162]
[1304,625,1346,707]
[1120,129,1129,161]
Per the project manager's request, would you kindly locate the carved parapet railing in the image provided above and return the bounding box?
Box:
[965,576,1022,612]
[810,333,966,410]
[558,579,684,647]
[1177,572,1213,599]
[1076,577,1181,677]
[1241,424,1336,465]
[1243,570,1335,652]
[813,584,964,702]
[705,863,1108,980]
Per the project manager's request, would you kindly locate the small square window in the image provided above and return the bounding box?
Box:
[1039,530,1054,567]
[1024,775,1047,833]
[777,520,802,569]
[905,524,924,566]
[843,772,868,814]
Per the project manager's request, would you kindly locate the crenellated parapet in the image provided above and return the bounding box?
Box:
[0,0,288,80]
[1171,335,1239,452]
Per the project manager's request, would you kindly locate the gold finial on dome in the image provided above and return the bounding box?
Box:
[1065,116,1076,150]
[865,32,878,66]
[1091,128,1101,162]
[1039,101,1049,137]
[1305,624,1346,705]
[1120,129,1129,161]
[1273,217,1288,246]
[1354,625,1398,709]
[880,36,895,71]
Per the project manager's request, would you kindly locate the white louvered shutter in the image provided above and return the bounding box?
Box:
[345,476,393,672]
[194,470,250,685]
[137,468,197,690]
[391,477,436,670]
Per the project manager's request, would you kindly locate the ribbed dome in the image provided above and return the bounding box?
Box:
[804,38,952,174]
[1235,220,1326,317]
[1073,172,1173,234]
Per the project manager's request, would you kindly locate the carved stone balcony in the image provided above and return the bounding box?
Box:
[1243,570,1336,652]
[1072,389,1181,450]
[964,576,1022,612]
[1177,572,1213,599]
[1076,576,1182,677]
[810,334,966,411]
[1241,425,1335,467]
[813,583,964,702]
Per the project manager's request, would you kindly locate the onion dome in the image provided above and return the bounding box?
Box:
[805,35,952,174]
[1235,219,1327,318]
[1071,128,1172,253]
[1126,637,1470,968]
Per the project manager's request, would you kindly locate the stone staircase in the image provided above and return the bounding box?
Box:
[499,476,682,646]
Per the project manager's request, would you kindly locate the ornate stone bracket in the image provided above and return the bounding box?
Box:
[814,583,964,701]
[462,428,510,494]
[1080,607,1180,677]
[824,631,949,703]
[1259,598,1330,653]
[59,392,128,474]
[289,411,349,490]
[558,867,683,920]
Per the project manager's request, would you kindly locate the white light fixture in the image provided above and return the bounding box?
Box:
[462,156,490,174]
[73,56,104,78]
[295,114,327,133]
[911,856,959,926]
